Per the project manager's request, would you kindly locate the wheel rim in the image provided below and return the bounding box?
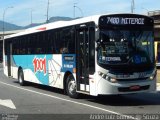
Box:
[68,79,76,95]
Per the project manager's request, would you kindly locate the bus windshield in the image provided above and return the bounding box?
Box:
[97,29,154,72]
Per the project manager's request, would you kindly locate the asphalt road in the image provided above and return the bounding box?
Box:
[0,65,160,120]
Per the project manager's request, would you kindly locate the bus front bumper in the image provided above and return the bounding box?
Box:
[96,77,156,95]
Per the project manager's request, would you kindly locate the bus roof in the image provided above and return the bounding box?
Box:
[4,13,151,39]
[4,15,101,39]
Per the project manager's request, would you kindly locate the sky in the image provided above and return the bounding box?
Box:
[0,0,160,26]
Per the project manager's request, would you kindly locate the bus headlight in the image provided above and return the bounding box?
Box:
[98,71,117,83]
[98,71,107,79]
[109,77,117,83]
[98,71,103,76]
[149,74,156,80]
[149,76,154,80]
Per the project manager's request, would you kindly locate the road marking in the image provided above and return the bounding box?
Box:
[0,81,137,120]
[0,99,16,109]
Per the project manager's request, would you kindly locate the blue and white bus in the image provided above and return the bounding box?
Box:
[3,14,156,98]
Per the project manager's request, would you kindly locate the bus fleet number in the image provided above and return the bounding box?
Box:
[33,56,46,74]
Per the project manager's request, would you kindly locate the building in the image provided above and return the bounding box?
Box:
[148,10,160,66]
[148,10,160,41]
[0,30,24,40]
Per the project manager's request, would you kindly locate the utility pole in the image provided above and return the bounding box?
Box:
[131,0,135,13]
[31,9,33,25]
[3,6,13,40]
[73,3,76,18]
[73,3,83,18]
[46,0,50,23]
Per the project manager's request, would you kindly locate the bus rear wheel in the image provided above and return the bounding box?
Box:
[18,69,25,86]
[66,74,79,98]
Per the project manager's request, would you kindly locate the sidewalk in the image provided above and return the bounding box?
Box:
[157,69,160,91]
[157,83,160,91]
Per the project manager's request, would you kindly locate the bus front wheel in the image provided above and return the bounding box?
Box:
[18,69,25,86]
[66,74,79,98]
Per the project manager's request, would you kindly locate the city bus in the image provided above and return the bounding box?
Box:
[3,14,157,98]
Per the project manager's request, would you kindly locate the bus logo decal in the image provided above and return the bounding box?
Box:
[33,56,46,75]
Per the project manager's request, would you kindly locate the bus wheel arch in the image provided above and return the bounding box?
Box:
[64,72,79,98]
[63,71,71,94]
[18,67,25,86]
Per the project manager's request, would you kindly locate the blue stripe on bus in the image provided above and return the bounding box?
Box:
[12,54,76,85]
[13,55,52,85]
[61,54,76,73]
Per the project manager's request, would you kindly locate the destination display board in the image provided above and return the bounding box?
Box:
[99,14,153,27]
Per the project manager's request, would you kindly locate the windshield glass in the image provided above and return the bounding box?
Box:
[97,30,154,71]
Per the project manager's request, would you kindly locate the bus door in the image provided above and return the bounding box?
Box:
[76,25,90,93]
[6,41,12,77]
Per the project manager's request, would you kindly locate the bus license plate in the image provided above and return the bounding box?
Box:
[130,85,140,90]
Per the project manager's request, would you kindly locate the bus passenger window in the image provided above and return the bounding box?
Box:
[60,47,68,54]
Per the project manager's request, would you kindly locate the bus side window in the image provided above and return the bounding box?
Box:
[60,47,68,54]
[61,27,75,54]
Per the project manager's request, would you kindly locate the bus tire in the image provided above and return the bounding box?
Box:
[18,69,25,86]
[66,74,79,98]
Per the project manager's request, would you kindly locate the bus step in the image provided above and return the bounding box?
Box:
[77,91,90,95]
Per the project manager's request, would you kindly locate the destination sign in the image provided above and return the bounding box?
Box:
[99,14,153,27]
[106,17,144,25]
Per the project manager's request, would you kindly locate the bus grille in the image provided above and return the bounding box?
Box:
[118,85,150,92]
[117,77,149,82]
